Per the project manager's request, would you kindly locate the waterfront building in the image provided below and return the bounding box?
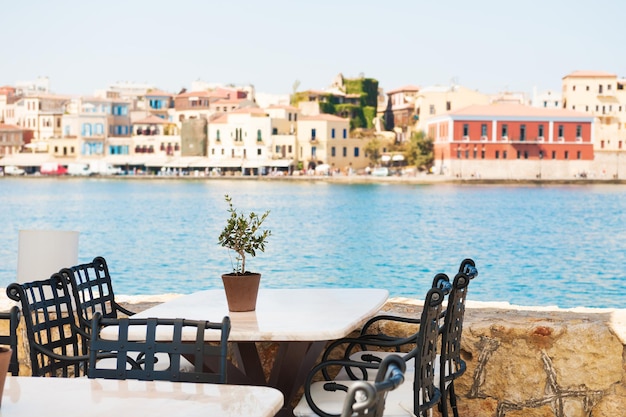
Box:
[427,103,594,178]
[207,107,274,175]
[376,85,420,143]
[265,104,298,164]
[131,114,181,158]
[134,89,174,122]
[413,84,490,135]
[0,86,18,124]
[0,124,23,157]
[4,94,68,144]
[100,81,155,101]
[173,87,253,128]
[531,88,562,109]
[561,70,626,151]
[296,113,369,172]
[14,76,50,96]
[59,97,132,160]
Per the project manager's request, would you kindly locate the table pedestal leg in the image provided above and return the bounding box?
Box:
[233,342,267,384]
[269,341,326,416]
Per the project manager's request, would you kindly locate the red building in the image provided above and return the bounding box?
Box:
[427,104,595,165]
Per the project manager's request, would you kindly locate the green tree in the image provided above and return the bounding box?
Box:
[365,137,382,165]
[406,131,434,172]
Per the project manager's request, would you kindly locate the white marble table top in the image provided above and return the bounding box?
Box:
[127,288,389,342]
[0,376,283,417]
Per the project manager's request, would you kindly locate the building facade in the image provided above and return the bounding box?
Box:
[427,104,594,178]
[376,85,420,142]
[561,70,626,151]
[0,124,23,157]
[207,107,274,174]
[296,114,369,172]
[414,84,491,135]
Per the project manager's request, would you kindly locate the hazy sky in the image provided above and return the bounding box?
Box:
[3,0,624,97]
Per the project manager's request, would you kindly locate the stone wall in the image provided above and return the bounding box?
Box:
[5,298,625,417]
[378,299,626,417]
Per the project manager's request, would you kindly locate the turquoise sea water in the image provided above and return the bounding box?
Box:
[1,177,625,309]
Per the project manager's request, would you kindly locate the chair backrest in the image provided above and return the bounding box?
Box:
[6,273,90,377]
[410,287,444,416]
[439,258,478,387]
[88,313,231,383]
[60,256,135,334]
[0,306,21,375]
[340,355,406,417]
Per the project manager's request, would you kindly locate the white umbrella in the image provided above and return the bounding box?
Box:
[315,164,330,173]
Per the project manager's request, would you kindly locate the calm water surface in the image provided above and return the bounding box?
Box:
[1,177,625,309]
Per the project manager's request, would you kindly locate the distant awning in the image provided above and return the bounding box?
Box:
[163,157,206,168]
[392,154,405,161]
[266,159,293,168]
[143,156,174,167]
[381,155,391,162]
[207,158,244,168]
[0,153,53,166]
[24,142,49,152]
[189,158,212,168]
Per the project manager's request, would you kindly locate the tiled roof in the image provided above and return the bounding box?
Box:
[175,91,211,98]
[145,89,173,97]
[267,104,299,111]
[210,114,228,124]
[300,114,348,122]
[213,98,250,105]
[386,85,420,94]
[448,103,592,119]
[228,107,267,115]
[563,70,616,79]
[0,123,21,130]
[133,115,168,124]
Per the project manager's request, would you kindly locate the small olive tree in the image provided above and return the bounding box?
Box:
[218,195,271,275]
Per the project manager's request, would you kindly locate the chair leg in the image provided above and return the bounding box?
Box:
[439,388,449,417]
[448,382,460,417]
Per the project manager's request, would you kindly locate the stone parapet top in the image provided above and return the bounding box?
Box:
[2,292,625,345]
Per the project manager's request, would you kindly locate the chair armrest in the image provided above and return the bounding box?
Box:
[319,335,416,381]
[113,302,135,317]
[30,344,91,364]
[359,314,422,336]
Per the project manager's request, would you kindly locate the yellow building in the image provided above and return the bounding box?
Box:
[296,114,370,172]
[561,70,626,151]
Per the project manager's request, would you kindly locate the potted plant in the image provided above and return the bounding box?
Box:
[218,194,271,311]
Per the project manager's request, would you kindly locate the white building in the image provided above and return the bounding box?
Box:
[207,107,274,174]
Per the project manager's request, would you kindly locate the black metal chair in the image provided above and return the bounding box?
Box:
[88,313,231,383]
[307,259,477,417]
[339,355,406,417]
[6,273,91,377]
[0,306,21,375]
[59,256,135,334]
[294,286,444,417]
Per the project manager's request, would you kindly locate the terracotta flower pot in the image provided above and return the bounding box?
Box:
[0,346,12,407]
[221,273,261,312]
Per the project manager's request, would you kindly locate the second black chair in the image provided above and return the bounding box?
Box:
[89,313,231,383]
[59,256,135,334]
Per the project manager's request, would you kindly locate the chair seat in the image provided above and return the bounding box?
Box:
[95,352,195,372]
[294,379,418,417]
[334,352,448,388]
